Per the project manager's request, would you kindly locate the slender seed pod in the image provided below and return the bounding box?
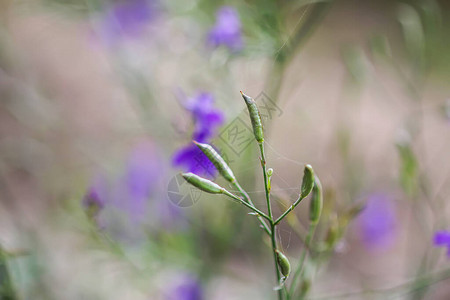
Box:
[301,164,315,198]
[275,249,291,278]
[181,172,224,194]
[240,91,264,143]
[309,176,323,225]
[194,141,236,183]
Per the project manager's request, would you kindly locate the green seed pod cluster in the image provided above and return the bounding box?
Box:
[301,165,315,198]
[309,176,323,225]
[181,172,224,194]
[240,91,264,143]
[194,141,236,183]
[275,249,291,278]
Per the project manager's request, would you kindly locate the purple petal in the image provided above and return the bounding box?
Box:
[125,142,160,199]
[99,0,158,44]
[208,6,243,51]
[165,275,203,300]
[357,193,397,251]
[433,231,450,246]
[172,144,217,178]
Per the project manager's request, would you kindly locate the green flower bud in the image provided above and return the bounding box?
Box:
[240,91,264,143]
[267,168,273,192]
[193,141,236,183]
[181,172,224,194]
[309,176,323,225]
[275,249,291,278]
[301,165,315,198]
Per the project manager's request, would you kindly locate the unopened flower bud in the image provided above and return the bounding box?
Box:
[194,141,236,183]
[181,172,224,194]
[267,168,273,192]
[301,165,315,198]
[240,91,264,143]
[309,176,323,225]
[275,249,291,278]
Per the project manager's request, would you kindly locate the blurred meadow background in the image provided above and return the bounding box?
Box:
[1,0,450,299]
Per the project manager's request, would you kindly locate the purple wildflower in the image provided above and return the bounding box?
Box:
[357,193,397,251]
[165,274,203,300]
[182,93,224,142]
[172,92,224,178]
[117,141,162,223]
[433,230,450,257]
[208,6,243,51]
[98,0,158,44]
[83,141,183,238]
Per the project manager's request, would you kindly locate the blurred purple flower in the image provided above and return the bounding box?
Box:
[165,275,203,300]
[208,6,243,51]
[433,230,450,257]
[83,141,183,237]
[357,193,397,251]
[117,141,162,223]
[172,144,217,178]
[99,0,158,44]
[172,92,224,178]
[181,93,224,142]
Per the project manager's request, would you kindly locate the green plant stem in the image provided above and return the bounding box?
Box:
[289,223,317,298]
[258,142,273,220]
[222,190,271,222]
[233,181,272,235]
[0,248,18,300]
[270,222,284,300]
[274,194,307,225]
[258,142,283,300]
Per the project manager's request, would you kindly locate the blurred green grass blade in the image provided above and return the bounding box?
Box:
[0,249,17,300]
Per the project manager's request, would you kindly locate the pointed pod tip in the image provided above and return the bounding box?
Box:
[240,91,252,103]
[181,172,192,178]
[193,141,209,150]
[181,172,224,194]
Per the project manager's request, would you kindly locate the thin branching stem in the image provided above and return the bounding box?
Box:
[222,190,271,222]
[233,181,272,235]
[258,141,283,300]
[275,194,307,225]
